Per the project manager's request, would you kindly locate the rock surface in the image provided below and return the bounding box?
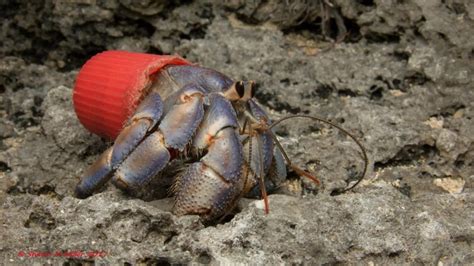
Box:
[1,0,473,264]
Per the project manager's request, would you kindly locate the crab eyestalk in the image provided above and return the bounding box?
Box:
[223,80,256,102]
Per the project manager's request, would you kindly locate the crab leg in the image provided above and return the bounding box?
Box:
[110,92,163,166]
[111,131,171,190]
[75,91,163,198]
[74,146,114,199]
[112,84,205,190]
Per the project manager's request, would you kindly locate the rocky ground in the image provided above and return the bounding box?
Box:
[1,0,473,264]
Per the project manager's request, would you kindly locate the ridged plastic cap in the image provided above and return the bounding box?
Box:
[73,50,190,140]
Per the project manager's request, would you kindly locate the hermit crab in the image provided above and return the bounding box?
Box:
[73,51,367,221]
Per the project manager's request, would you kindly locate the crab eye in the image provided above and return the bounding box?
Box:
[235,81,245,98]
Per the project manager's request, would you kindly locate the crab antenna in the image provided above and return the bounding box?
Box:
[256,134,270,214]
[268,114,368,193]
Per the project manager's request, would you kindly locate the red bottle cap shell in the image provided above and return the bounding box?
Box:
[73,50,191,140]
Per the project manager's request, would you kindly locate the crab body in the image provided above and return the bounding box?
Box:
[75,65,286,220]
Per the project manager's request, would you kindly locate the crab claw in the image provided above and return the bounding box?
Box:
[173,94,244,220]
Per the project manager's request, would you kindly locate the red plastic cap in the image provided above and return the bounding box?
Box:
[73,50,191,140]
